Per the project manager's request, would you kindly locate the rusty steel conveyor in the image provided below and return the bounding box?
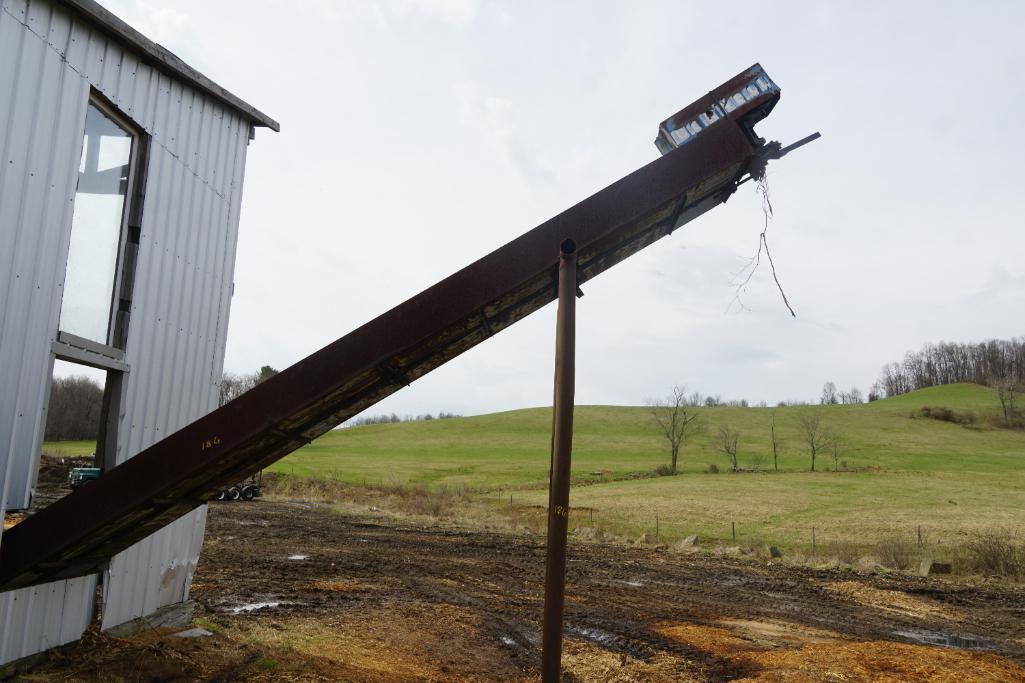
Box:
[0,64,814,591]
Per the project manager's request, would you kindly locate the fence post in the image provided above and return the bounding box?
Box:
[732,520,736,543]
[812,527,816,555]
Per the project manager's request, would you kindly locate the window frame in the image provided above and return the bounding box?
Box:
[52,90,150,472]
[56,90,146,360]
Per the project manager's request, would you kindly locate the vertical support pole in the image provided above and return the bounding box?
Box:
[542,239,577,683]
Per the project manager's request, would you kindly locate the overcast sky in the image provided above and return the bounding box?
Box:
[102,0,1025,417]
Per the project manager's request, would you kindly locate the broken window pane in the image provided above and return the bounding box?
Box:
[59,102,134,344]
[670,127,690,145]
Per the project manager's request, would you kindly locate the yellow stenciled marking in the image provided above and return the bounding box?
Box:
[201,436,222,451]
[553,504,570,519]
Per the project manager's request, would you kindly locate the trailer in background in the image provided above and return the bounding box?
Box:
[214,472,263,502]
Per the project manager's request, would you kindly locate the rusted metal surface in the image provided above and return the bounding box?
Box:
[541,240,577,682]
[0,68,783,592]
[654,63,780,155]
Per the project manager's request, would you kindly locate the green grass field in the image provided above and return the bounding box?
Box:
[39,440,96,457]
[44,383,1025,550]
[266,383,1025,548]
[270,383,1022,483]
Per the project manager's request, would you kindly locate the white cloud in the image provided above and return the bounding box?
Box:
[92,0,1025,415]
[388,0,477,26]
[103,0,189,48]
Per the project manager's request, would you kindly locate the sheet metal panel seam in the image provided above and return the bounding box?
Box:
[14,9,73,513]
[0,3,35,511]
[199,114,238,404]
[0,6,33,521]
[174,87,207,429]
[2,0,63,511]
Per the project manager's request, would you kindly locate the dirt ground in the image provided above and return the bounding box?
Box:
[17,498,1025,682]
[3,455,93,530]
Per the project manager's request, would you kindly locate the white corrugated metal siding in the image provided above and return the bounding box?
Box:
[0,0,89,515]
[1,0,253,661]
[0,575,96,664]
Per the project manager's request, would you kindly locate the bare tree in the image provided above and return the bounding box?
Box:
[838,387,864,404]
[867,382,883,402]
[770,411,780,472]
[219,365,281,406]
[45,376,104,441]
[995,379,1022,427]
[820,382,838,405]
[648,385,703,474]
[219,371,257,406]
[718,424,740,472]
[826,430,847,471]
[798,412,827,472]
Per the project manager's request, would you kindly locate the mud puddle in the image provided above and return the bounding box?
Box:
[227,600,299,614]
[894,628,994,650]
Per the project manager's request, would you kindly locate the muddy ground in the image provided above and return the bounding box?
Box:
[19,498,1025,681]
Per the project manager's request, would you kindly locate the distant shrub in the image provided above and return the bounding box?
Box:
[706,463,720,474]
[830,541,860,566]
[262,474,471,520]
[263,472,347,502]
[743,534,767,558]
[965,530,1025,580]
[395,483,470,517]
[917,405,976,426]
[875,536,912,570]
[654,464,676,476]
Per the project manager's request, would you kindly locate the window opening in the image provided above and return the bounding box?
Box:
[4,361,111,525]
[59,99,136,346]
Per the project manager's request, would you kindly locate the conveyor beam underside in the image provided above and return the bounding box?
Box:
[0,123,755,591]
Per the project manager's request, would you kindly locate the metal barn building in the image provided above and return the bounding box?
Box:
[0,0,276,664]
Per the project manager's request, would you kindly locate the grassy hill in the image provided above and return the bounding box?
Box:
[44,383,1025,549]
[268,383,1021,485]
[264,382,1025,548]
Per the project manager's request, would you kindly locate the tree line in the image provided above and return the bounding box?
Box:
[876,337,1025,398]
[347,412,462,427]
[44,376,103,441]
[219,365,280,406]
